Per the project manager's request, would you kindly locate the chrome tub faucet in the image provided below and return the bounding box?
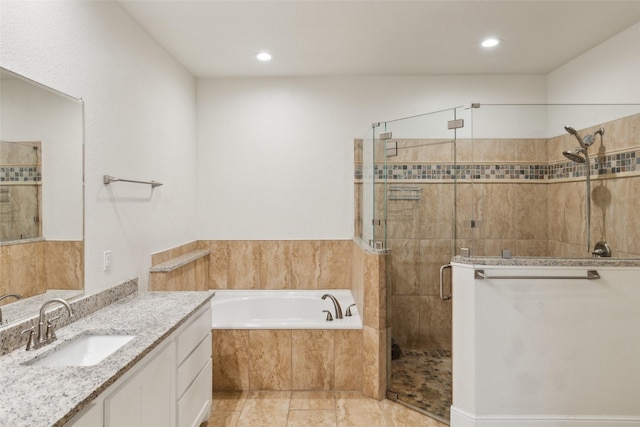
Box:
[321,294,343,319]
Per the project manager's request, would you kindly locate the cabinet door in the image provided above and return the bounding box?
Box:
[105,341,176,427]
[65,402,102,427]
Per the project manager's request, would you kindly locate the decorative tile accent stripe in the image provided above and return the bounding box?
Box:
[355,149,640,181]
[0,166,42,183]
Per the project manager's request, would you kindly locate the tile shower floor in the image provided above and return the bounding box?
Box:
[390,349,452,422]
[206,390,448,427]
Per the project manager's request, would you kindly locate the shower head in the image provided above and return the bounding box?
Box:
[582,128,605,147]
[564,126,585,147]
[564,126,579,136]
[563,148,586,163]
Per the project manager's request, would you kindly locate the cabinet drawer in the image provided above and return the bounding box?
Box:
[177,333,212,399]
[177,359,212,427]
[177,305,211,364]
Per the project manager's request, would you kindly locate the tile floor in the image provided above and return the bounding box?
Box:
[206,390,448,427]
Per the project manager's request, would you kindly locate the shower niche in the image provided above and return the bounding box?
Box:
[355,103,640,423]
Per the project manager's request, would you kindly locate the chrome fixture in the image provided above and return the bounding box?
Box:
[345,304,356,317]
[321,294,343,319]
[0,293,21,323]
[439,264,452,301]
[103,175,163,188]
[323,310,334,321]
[562,126,605,253]
[33,298,73,349]
[562,147,586,163]
[474,269,600,280]
[592,241,612,257]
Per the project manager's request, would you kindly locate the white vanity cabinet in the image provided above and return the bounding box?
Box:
[105,339,175,427]
[66,304,212,427]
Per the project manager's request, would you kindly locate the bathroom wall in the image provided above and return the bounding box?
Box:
[196,76,547,241]
[0,1,198,292]
[547,21,640,105]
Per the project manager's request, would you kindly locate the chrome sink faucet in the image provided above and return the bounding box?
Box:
[322,294,343,319]
[37,298,73,346]
[21,298,74,351]
[0,293,22,324]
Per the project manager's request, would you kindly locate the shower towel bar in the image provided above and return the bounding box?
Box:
[474,269,600,280]
[103,175,163,188]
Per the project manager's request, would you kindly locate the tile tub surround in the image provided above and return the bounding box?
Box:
[0,289,215,427]
[154,239,389,399]
[212,329,364,393]
[0,279,137,356]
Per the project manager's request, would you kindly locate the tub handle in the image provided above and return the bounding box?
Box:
[323,310,334,321]
[345,304,356,317]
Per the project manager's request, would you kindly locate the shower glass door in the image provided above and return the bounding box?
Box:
[383,106,470,423]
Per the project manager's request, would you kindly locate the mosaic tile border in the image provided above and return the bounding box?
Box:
[355,148,640,181]
[0,166,42,183]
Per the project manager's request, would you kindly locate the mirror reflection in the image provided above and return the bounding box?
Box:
[0,67,84,325]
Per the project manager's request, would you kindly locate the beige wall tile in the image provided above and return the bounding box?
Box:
[473,139,515,163]
[419,296,452,351]
[0,240,45,300]
[259,241,291,289]
[362,326,386,400]
[248,330,292,390]
[515,184,548,240]
[363,252,386,329]
[350,241,364,315]
[334,330,363,391]
[228,241,260,289]
[291,241,352,290]
[213,330,250,391]
[201,240,229,289]
[418,183,455,239]
[391,296,420,349]
[43,240,83,291]
[292,330,335,390]
[387,239,419,296]
[474,183,516,239]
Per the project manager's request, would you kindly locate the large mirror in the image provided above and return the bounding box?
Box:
[0,67,84,325]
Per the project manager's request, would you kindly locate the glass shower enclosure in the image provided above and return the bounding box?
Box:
[356,103,640,424]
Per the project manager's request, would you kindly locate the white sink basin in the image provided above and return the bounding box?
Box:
[30,334,136,367]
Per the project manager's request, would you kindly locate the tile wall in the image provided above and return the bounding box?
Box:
[0,240,83,306]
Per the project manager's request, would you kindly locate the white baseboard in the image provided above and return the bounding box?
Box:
[450,407,640,427]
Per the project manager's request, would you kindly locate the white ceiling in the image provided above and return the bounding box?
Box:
[119,0,640,77]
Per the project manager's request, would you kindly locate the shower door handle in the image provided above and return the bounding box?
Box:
[439,264,452,301]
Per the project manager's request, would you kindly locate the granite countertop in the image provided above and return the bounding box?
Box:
[0,290,215,427]
[452,255,640,267]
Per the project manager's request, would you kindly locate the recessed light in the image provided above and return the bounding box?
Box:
[481,37,501,48]
[255,52,273,61]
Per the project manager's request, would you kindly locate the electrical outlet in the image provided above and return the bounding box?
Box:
[103,250,112,271]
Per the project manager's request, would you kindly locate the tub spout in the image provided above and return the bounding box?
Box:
[321,294,343,319]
